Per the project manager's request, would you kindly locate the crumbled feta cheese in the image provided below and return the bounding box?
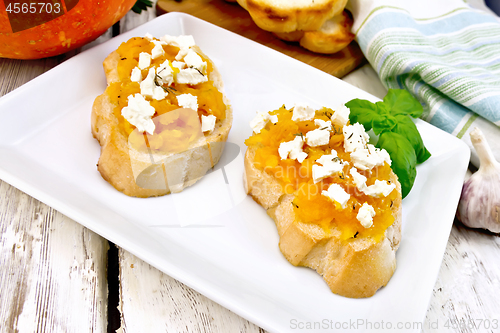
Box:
[250,112,278,134]
[343,123,392,171]
[152,86,167,101]
[343,123,369,153]
[177,93,198,110]
[172,61,186,70]
[322,184,350,208]
[305,128,330,147]
[312,165,332,183]
[144,32,153,40]
[269,115,279,124]
[312,163,343,183]
[316,152,337,164]
[156,60,174,86]
[176,68,208,85]
[151,40,165,59]
[184,50,207,74]
[201,114,217,132]
[140,67,156,98]
[312,154,344,183]
[250,112,270,134]
[297,153,309,164]
[363,180,396,198]
[314,118,332,131]
[175,47,190,61]
[291,103,315,122]
[331,104,350,126]
[368,144,392,166]
[278,136,308,163]
[121,93,156,135]
[357,203,375,228]
[349,167,395,197]
[159,35,196,62]
[176,35,196,48]
[130,67,142,82]
[297,152,309,163]
[161,35,196,49]
[350,167,368,190]
[350,150,377,171]
[138,52,151,70]
[350,144,389,171]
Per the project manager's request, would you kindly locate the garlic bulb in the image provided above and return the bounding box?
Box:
[457,127,500,233]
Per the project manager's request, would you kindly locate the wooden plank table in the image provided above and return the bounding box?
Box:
[1,1,499,332]
[0,50,110,332]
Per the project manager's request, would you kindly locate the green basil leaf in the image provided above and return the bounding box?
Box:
[372,103,397,135]
[384,89,423,118]
[393,115,431,163]
[345,99,380,131]
[346,90,431,197]
[376,132,417,198]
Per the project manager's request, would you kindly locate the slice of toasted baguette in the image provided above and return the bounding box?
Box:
[273,10,354,54]
[244,132,402,298]
[272,30,305,42]
[299,10,355,54]
[244,105,402,298]
[92,42,232,197]
[236,0,348,33]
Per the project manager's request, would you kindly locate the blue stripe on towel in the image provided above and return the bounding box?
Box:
[428,99,470,133]
[357,9,498,51]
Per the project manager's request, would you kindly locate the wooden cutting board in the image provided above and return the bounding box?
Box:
[156,0,365,78]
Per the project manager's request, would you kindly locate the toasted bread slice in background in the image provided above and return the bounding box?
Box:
[92,44,232,197]
[273,10,355,54]
[236,0,348,33]
[299,10,355,54]
[272,30,305,42]
[244,144,402,298]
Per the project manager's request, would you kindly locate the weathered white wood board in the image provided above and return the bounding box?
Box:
[0,181,109,333]
[423,222,500,332]
[0,38,109,333]
[117,248,266,333]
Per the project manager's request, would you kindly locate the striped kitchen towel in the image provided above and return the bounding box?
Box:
[348,0,500,166]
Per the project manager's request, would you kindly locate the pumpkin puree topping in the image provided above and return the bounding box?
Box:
[245,105,399,241]
[106,36,226,154]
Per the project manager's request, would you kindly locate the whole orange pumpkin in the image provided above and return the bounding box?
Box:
[0,0,137,59]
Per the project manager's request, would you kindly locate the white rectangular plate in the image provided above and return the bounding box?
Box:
[0,13,470,333]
